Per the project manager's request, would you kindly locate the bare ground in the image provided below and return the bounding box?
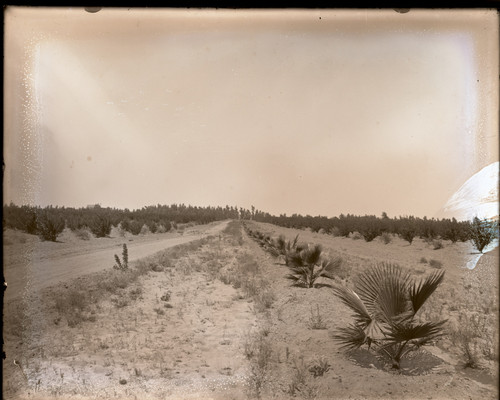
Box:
[2,220,498,399]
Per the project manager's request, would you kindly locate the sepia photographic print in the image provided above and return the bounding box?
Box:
[3,7,499,400]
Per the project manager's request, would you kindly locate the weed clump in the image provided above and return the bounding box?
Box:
[307,305,327,330]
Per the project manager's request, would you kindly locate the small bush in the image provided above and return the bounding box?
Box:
[330,227,341,237]
[309,357,330,377]
[351,232,362,240]
[419,257,428,264]
[433,239,444,250]
[74,227,91,240]
[379,232,392,245]
[449,313,487,369]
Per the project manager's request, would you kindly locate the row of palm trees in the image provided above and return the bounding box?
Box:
[243,223,446,371]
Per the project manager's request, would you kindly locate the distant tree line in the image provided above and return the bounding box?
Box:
[3,203,497,251]
[2,203,240,240]
[247,209,493,246]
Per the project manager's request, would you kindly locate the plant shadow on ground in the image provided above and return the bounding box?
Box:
[347,347,443,376]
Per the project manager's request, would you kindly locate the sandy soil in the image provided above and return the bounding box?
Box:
[3,221,228,301]
[2,220,498,400]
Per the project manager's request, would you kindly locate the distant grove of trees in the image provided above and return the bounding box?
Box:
[3,203,497,250]
[2,203,240,240]
[248,209,491,246]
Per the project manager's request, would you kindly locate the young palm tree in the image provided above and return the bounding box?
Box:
[286,244,342,288]
[332,263,446,369]
[269,234,300,265]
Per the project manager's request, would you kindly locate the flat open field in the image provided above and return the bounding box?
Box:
[3,220,498,399]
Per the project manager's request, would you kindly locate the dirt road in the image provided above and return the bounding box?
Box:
[3,220,228,301]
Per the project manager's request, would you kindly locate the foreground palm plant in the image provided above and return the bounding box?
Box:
[332,263,446,369]
[286,244,342,288]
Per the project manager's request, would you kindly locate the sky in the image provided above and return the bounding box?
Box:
[3,8,499,219]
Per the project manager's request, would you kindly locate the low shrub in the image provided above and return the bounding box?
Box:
[308,357,330,377]
[330,227,341,237]
[449,313,487,369]
[433,239,444,250]
[351,232,362,240]
[74,227,91,240]
[307,305,327,330]
[379,232,392,245]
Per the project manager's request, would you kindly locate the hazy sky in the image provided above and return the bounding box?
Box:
[4,8,498,218]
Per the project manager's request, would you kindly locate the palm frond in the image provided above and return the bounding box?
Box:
[286,267,312,287]
[355,263,410,317]
[331,285,372,326]
[267,246,280,258]
[332,324,367,352]
[304,244,323,265]
[275,235,286,252]
[315,258,342,280]
[376,276,413,325]
[409,270,445,314]
[288,251,305,268]
[384,320,447,344]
